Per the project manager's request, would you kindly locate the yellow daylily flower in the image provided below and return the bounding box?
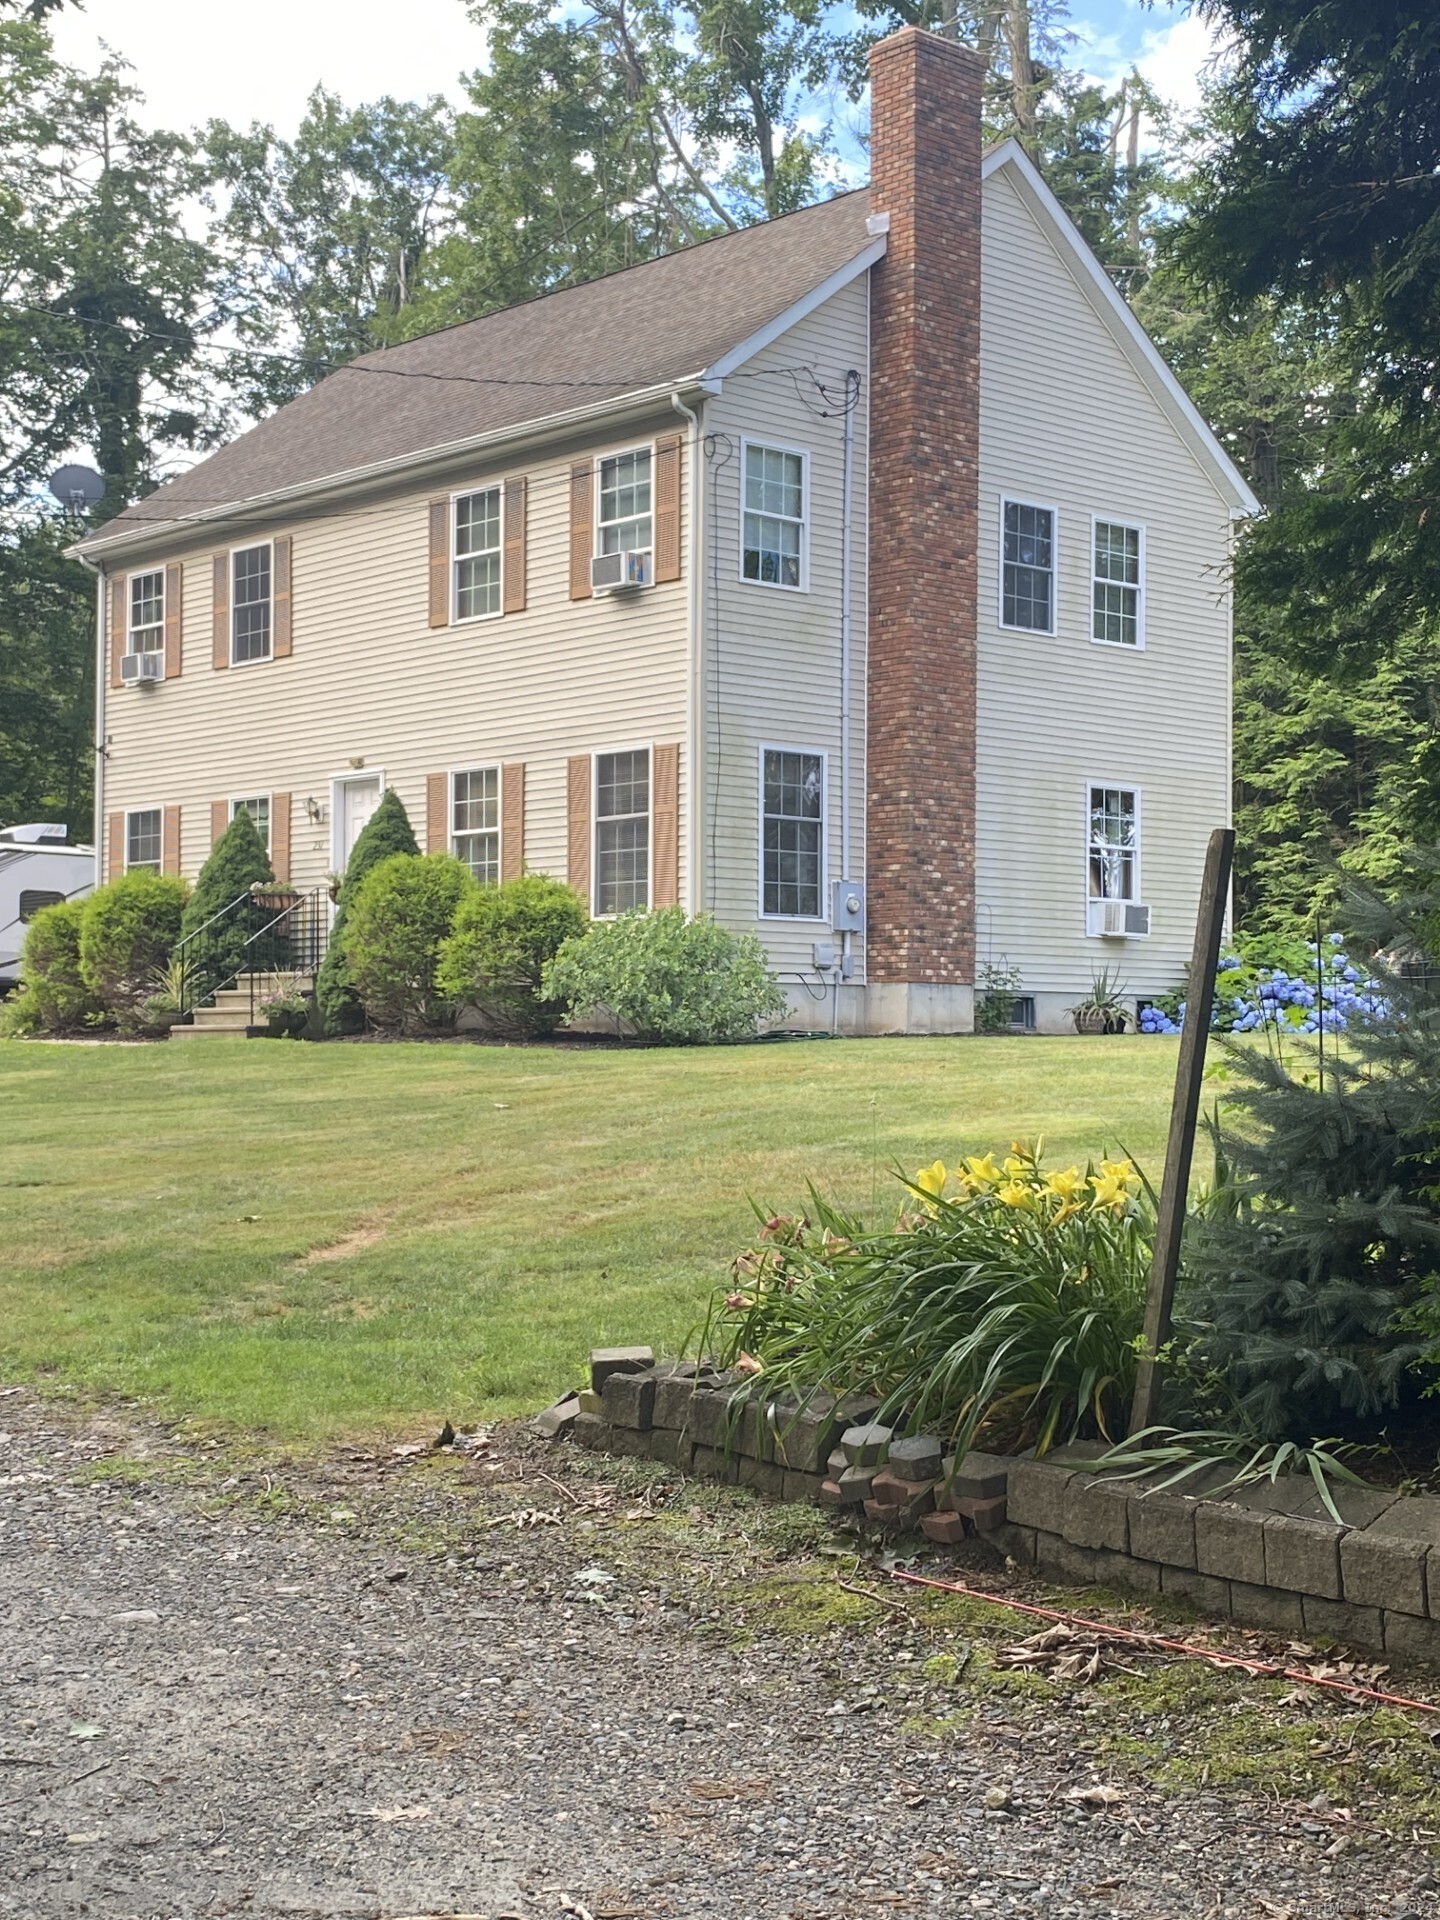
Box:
[961,1152,1002,1189]
[913,1159,949,1202]
[1098,1158,1142,1194]
[1089,1171,1132,1214]
[1045,1166,1085,1200]
[1049,1199,1084,1227]
[996,1179,1038,1210]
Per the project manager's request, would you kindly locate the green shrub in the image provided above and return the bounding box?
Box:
[178,808,275,1000]
[316,788,420,1035]
[4,899,103,1034]
[78,871,188,1032]
[342,851,474,1032]
[542,906,786,1044]
[435,874,587,1038]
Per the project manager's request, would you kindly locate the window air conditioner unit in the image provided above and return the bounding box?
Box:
[121,651,164,684]
[1089,898,1151,938]
[591,548,652,592]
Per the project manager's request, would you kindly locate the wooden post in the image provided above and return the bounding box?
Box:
[1129,827,1236,1436]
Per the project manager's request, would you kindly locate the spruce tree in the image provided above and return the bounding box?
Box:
[177,807,274,1001]
[1184,881,1440,1444]
[315,787,419,1034]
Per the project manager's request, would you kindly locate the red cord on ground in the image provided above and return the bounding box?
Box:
[889,1568,1440,1716]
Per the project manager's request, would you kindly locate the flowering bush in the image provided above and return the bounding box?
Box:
[706,1142,1153,1456]
[1138,936,1390,1036]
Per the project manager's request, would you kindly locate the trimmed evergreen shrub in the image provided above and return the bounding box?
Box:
[78,871,188,1032]
[542,907,787,1045]
[0,899,103,1035]
[316,788,420,1035]
[178,807,275,1001]
[342,851,474,1032]
[435,874,587,1037]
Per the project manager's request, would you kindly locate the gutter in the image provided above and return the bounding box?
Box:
[671,388,705,918]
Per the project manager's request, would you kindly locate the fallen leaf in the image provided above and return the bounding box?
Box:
[363,1804,431,1823]
[1065,1784,1125,1808]
[67,1725,105,1741]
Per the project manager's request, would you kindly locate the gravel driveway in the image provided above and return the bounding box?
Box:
[1,1388,1436,1920]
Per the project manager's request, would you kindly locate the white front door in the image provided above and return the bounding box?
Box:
[335,775,382,872]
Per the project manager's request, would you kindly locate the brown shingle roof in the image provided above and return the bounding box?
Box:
[84,191,873,551]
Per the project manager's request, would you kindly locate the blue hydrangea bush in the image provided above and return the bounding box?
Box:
[1139,935,1391,1035]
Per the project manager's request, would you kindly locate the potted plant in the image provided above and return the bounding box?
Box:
[260,977,312,1039]
[250,879,301,914]
[1071,967,1131,1035]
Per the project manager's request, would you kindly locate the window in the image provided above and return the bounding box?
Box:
[598,450,652,556]
[743,443,806,588]
[128,570,164,653]
[595,749,649,914]
[761,748,823,917]
[452,768,500,884]
[1088,786,1139,901]
[19,890,63,922]
[1093,521,1143,647]
[1001,500,1055,633]
[232,795,270,856]
[454,489,502,621]
[1009,995,1036,1032]
[126,808,162,873]
[232,545,272,663]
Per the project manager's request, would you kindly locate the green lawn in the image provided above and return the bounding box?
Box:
[0,1034,1177,1442]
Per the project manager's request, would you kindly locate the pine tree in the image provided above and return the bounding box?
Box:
[1184,881,1440,1443]
[315,788,419,1035]
[177,807,274,1001]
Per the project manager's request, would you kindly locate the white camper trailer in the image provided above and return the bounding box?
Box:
[0,825,96,989]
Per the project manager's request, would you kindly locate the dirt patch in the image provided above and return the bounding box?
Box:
[297,1223,389,1266]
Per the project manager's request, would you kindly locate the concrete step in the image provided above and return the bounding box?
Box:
[171,1020,254,1040]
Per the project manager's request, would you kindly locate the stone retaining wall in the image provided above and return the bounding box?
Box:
[543,1353,1440,1663]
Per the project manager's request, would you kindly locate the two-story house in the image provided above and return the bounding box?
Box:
[73,27,1256,1035]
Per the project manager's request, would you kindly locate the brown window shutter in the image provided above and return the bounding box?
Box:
[567,755,591,902]
[162,804,182,877]
[428,499,450,628]
[652,742,680,907]
[502,477,527,614]
[569,462,594,601]
[107,811,124,881]
[501,762,525,882]
[653,434,683,584]
[272,535,293,658]
[212,552,230,669]
[163,562,183,679]
[426,771,449,853]
[210,799,228,847]
[108,576,126,689]
[270,792,292,882]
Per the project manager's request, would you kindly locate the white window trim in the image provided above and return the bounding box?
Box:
[229,793,272,855]
[757,743,828,922]
[1083,778,1143,929]
[594,442,657,562]
[125,566,165,655]
[591,741,653,920]
[448,763,503,882]
[1089,513,1147,652]
[739,436,811,594]
[123,804,163,873]
[230,538,275,668]
[450,484,505,626]
[998,493,1060,637]
[327,766,386,878]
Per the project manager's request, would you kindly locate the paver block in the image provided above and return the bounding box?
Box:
[1228,1580,1304,1634]
[953,1495,1007,1532]
[732,1397,776,1461]
[1127,1490,1198,1570]
[686,1388,743,1452]
[782,1470,828,1506]
[988,1522,1038,1566]
[864,1499,904,1528]
[1061,1475,1130,1553]
[841,1423,893,1468]
[530,1392,580,1439]
[1006,1460,1076,1535]
[869,1472,934,1521]
[1093,1549,1160,1596]
[943,1450,1011,1505]
[602,1370,656,1431]
[648,1428,693,1470]
[819,1479,847,1509]
[1195,1501,1267,1585]
[653,1370,707,1431]
[589,1346,654,1391]
[571,1412,614,1453]
[834,1394,884,1426]
[1301,1594,1384,1653]
[836,1464,875,1503]
[1263,1514,1342,1599]
[577,1388,604,1415]
[606,1426,654,1460]
[921,1511,967,1546]
[1384,1609,1440,1665]
[1287,1485,1397,1530]
[888,1434,945,1481]
[770,1394,845,1475]
[1340,1526,1429,1617]
[1364,1494,1440,1548]
[737,1456,786,1498]
[826,1446,849,1479]
[1159,1564,1232,1617]
[689,1445,739,1484]
[1034,1533,1098,1588]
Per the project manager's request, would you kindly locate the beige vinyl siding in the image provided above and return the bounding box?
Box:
[975,165,1233,1014]
[97,416,691,908]
[701,276,869,984]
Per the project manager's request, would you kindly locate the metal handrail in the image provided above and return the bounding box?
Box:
[172,887,258,958]
[176,885,325,1023]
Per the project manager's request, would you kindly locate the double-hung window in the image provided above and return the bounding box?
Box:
[452,768,500,884]
[1088,786,1139,902]
[454,489,502,620]
[127,570,164,653]
[743,443,806,589]
[1001,500,1055,633]
[232,544,272,663]
[126,808,162,873]
[761,748,823,917]
[598,450,652,556]
[1092,521,1143,647]
[595,749,649,914]
[232,795,271,856]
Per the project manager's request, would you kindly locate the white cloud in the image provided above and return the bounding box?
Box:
[1133,10,1229,115]
[50,0,485,134]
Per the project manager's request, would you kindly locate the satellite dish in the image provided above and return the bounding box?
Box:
[47,465,105,510]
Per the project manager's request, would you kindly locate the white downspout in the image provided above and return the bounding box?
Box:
[77,557,105,885]
[672,388,704,917]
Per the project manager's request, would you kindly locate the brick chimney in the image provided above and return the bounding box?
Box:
[866,27,984,1000]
